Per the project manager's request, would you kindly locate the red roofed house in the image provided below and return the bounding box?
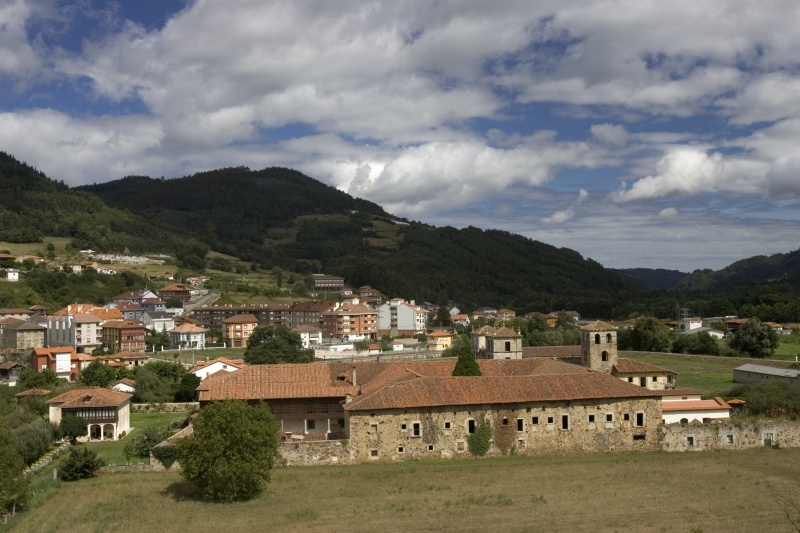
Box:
[169,323,208,349]
[32,346,93,381]
[158,283,193,302]
[47,388,132,441]
[102,320,146,353]
[222,314,258,348]
[190,357,245,381]
[661,396,731,425]
[427,330,453,351]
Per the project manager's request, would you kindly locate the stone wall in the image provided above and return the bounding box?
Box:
[348,397,662,463]
[661,419,800,452]
[281,440,351,466]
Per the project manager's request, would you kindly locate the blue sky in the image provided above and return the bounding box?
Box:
[3,1,800,271]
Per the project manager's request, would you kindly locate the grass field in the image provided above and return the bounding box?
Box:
[8,447,800,533]
[85,411,187,465]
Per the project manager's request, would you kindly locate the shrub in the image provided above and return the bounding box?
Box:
[133,426,173,457]
[151,445,179,469]
[60,415,87,444]
[467,415,492,457]
[59,446,105,481]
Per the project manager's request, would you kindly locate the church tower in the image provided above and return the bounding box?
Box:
[580,321,618,373]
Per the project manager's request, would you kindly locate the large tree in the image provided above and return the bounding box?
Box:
[0,419,29,514]
[244,325,313,365]
[729,318,780,358]
[80,361,117,388]
[448,335,482,376]
[177,400,281,502]
[620,317,673,353]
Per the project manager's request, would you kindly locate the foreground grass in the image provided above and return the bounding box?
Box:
[85,411,187,465]
[9,447,800,533]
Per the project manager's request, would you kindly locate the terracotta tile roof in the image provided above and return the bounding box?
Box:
[661,388,702,398]
[54,303,97,316]
[427,330,452,337]
[0,317,24,325]
[0,361,23,370]
[345,372,662,411]
[160,283,192,292]
[113,378,137,388]
[222,313,258,324]
[581,320,618,332]
[15,388,51,397]
[292,325,322,332]
[91,308,124,320]
[197,364,359,402]
[47,388,132,408]
[613,358,673,374]
[102,320,145,329]
[522,345,581,358]
[73,312,101,324]
[169,323,208,333]
[473,325,496,335]
[190,357,245,372]
[661,397,730,412]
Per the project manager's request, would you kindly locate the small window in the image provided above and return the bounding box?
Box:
[726,435,734,444]
[444,421,452,430]
[517,419,524,432]
[594,333,601,344]
[502,417,509,426]
[427,444,434,451]
[412,422,421,437]
[601,351,608,362]
[652,376,658,383]
[639,377,647,387]
[397,446,404,453]
[623,413,630,421]
[547,416,554,425]
[467,419,476,434]
[531,416,539,425]
[635,412,644,427]
[401,423,407,430]
[307,420,316,430]
[561,415,570,430]
[606,333,612,343]
[633,434,645,441]
[505,341,511,351]
[605,413,613,423]
[628,377,633,383]
[370,449,379,457]
[588,414,595,423]
[687,436,694,447]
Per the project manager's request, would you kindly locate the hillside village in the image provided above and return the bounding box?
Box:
[3,253,800,467]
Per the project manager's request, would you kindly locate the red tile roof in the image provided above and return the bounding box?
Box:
[345,373,662,411]
[222,313,258,324]
[581,320,617,332]
[613,358,673,374]
[661,397,730,412]
[47,388,132,408]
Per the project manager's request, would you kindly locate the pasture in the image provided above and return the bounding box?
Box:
[8,447,800,532]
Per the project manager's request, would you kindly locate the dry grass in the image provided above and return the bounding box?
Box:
[9,447,800,533]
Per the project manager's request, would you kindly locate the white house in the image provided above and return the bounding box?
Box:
[377,298,428,336]
[168,323,207,349]
[190,357,244,381]
[47,388,132,441]
[143,311,175,333]
[3,269,19,282]
[111,379,137,394]
[291,325,323,349]
[661,395,731,425]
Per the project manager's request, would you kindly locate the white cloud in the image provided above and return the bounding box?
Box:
[541,207,574,224]
[591,124,628,146]
[657,207,679,219]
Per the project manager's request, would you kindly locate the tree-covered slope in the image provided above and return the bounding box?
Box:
[0,152,189,254]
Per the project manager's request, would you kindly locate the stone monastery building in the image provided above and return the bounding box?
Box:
[198,321,682,461]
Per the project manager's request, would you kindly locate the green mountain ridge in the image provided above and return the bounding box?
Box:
[2,151,800,319]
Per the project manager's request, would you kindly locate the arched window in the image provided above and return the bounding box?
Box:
[606,333,612,343]
[680,418,689,425]
[594,333,601,344]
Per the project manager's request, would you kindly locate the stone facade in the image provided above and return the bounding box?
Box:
[347,397,662,463]
[281,440,351,466]
[661,420,800,452]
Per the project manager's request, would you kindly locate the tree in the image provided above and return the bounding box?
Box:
[59,446,105,481]
[80,360,117,388]
[0,420,29,514]
[19,367,60,389]
[177,400,281,502]
[60,415,88,444]
[133,368,173,403]
[175,373,201,402]
[467,414,492,456]
[244,326,313,365]
[624,317,673,353]
[729,318,780,358]
[435,306,451,326]
[448,335,482,376]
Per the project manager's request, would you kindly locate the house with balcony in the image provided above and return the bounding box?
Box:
[169,323,208,349]
[47,388,132,441]
[222,314,258,348]
[292,325,323,348]
[322,303,378,340]
[32,346,93,381]
[159,283,193,302]
[101,320,146,353]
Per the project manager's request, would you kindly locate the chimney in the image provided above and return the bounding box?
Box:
[352,367,357,387]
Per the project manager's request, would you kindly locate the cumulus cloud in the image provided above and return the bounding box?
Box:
[541,188,588,224]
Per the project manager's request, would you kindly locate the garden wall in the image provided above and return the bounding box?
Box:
[662,420,800,452]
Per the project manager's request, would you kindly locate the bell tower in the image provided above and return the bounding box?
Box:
[580,321,618,372]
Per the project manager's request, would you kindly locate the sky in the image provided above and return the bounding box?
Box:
[2,0,800,272]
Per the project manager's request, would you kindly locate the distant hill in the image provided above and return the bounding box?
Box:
[677,250,800,290]
[612,268,689,290]
[78,166,633,311]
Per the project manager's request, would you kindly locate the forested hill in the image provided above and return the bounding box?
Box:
[0,152,189,254]
[677,250,800,291]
